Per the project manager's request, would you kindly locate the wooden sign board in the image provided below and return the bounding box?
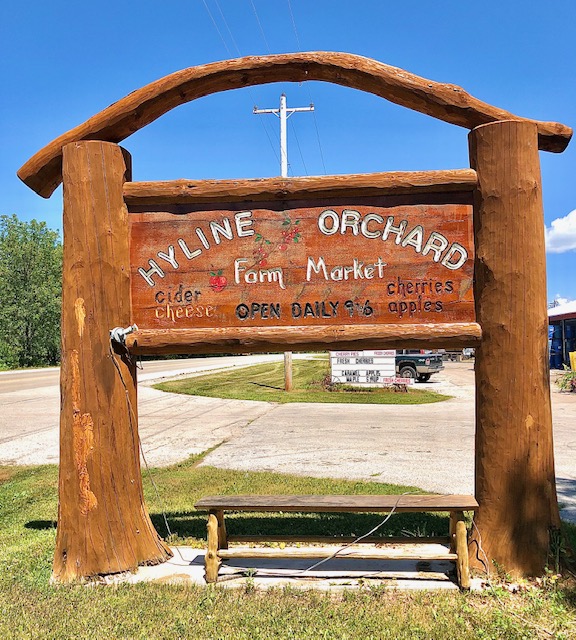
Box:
[129,195,474,330]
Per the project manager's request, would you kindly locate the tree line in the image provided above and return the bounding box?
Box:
[0,214,62,369]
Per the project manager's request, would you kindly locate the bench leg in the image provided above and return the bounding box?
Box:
[205,511,221,583]
[453,510,470,589]
[216,509,228,550]
[449,511,458,553]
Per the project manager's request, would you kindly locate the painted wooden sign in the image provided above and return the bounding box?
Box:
[129,195,474,330]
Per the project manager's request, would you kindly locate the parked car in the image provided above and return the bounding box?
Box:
[395,350,444,382]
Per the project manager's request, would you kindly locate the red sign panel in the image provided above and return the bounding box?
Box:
[129,196,474,329]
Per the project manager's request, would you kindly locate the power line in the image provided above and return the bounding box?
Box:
[201,0,232,57]
[199,0,280,166]
[250,0,272,53]
[286,0,302,51]
[214,0,242,56]
[249,0,313,176]
[309,106,327,174]
[289,119,309,176]
[285,0,327,174]
[254,94,314,178]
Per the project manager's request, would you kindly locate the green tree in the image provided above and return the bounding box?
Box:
[0,214,62,368]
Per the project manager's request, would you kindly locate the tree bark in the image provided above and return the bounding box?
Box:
[123,170,478,205]
[55,140,171,582]
[469,120,560,576]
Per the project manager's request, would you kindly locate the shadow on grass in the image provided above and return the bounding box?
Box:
[25,520,57,530]
[150,511,451,541]
[23,513,449,543]
[562,586,576,611]
[249,382,283,390]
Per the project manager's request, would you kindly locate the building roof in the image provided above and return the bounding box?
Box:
[549,300,576,321]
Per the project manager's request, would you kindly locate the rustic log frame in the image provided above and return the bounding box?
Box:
[469,120,560,575]
[18,53,571,581]
[18,52,571,198]
[56,141,172,581]
[123,169,478,205]
[126,323,482,355]
[196,494,477,588]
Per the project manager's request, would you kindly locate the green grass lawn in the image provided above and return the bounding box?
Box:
[1,458,576,639]
[155,358,451,404]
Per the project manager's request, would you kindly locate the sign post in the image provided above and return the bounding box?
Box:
[56,141,171,581]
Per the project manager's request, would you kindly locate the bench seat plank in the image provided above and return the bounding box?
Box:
[218,547,458,561]
[229,535,451,545]
[195,494,479,513]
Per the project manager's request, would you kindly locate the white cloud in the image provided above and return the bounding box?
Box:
[546,209,576,253]
[553,295,576,306]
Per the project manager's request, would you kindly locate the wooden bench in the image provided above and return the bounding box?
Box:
[194,494,479,588]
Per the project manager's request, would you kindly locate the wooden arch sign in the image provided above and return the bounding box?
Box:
[18,52,572,581]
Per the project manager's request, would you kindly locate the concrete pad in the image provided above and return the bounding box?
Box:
[118,544,461,591]
[201,392,476,494]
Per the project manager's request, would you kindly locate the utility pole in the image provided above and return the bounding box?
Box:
[253,94,314,391]
[253,93,314,178]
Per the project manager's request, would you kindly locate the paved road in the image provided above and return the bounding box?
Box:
[0,355,291,466]
[1,358,575,522]
[0,357,286,392]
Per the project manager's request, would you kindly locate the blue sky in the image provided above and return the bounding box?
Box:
[2,0,575,302]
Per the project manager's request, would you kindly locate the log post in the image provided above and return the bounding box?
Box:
[469,120,560,577]
[449,512,458,553]
[205,512,221,583]
[454,512,470,589]
[216,510,228,550]
[55,140,172,582]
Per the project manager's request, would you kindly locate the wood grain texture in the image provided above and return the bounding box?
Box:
[194,494,479,512]
[205,512,220,583]
[217,548,459,561]
[19,52,571,198]
[129,200,475,331]
[126,322,482,355]
[55,141,171,582]
[469,120,560,577]
[216,510,228,550]
[228,535,451,545]
[455,515,470,589]
[284,351,293,392]
[123,170,478,205]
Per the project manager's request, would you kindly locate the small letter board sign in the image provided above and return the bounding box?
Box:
[330,349,413,386]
